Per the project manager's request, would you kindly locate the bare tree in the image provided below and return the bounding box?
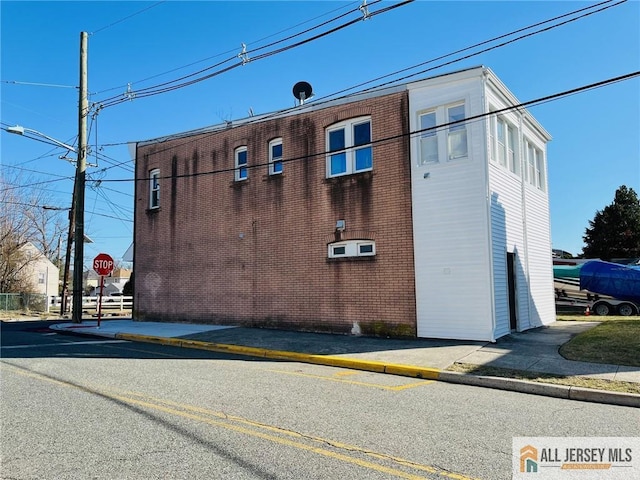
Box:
[0,174,68,293]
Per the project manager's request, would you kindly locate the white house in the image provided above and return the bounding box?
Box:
[19,242,59,300]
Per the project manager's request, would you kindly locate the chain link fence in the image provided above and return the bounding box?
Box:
[0,293,49,313]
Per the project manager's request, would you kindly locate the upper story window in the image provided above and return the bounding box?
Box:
[235,146,248,181]
[269,138,283,175]
[419,111,438,165]
[326,117,372,178]
[149,169,160,209]
[447,104,468,160]
[490,116,519,176]
[524,139,546,191]
[418,101,468,164]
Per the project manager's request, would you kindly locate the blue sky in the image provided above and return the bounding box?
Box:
[1,1,639,269]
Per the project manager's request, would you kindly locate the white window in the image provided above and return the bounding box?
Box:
[149,169,160,209]
[491,116,519,175]
[38,272,45,284]
[418,101,468,164]
[269,138,283,175]
[328,240,376,258]
[447,104,468,159]
[235,146,248,181]
[326,117,372,177]
[524,139,545,191]
[419,111,438,165]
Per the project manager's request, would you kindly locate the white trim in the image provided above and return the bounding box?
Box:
[268,138,283,175]
[149,168,160,209]
[235,146,248,181]
[328,240,376,258]
[326,116,373,178]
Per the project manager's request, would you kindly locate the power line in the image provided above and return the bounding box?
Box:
[100,71,639,185]
[107,0,626,159]
[91,1,167,35]
[95,1,410,109]
[92,1,362,96]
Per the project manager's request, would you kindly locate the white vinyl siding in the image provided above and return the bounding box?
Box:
[410,67,553,341]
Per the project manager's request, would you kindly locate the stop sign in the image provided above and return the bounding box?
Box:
[93,253,115,276]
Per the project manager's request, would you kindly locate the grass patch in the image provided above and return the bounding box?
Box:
[559,319,640,367]
[448,362,640,394]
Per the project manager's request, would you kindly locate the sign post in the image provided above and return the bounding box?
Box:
[93,253,114,328]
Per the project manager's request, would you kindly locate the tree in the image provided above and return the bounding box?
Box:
[582,185,640,260]
[0,174,67,293]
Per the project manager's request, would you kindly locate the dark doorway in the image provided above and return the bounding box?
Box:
[507,252,518,331]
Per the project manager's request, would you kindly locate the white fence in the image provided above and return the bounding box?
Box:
[52,295,133,312]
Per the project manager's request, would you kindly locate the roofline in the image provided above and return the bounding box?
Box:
[134,66,490,148]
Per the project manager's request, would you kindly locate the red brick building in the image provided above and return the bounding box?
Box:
[133,67,555,340]
[134,88,418,337]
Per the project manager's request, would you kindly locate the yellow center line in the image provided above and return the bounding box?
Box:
[1,363,480,480]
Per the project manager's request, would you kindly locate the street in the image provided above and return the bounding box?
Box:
[1,321,638,480]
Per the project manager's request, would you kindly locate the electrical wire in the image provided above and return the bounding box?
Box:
[95,1,409,109]
[91,1,167,35]
[99,71,640,184]
[92,1,361,96]
[103,0,627,160]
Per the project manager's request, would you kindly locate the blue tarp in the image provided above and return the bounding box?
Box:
[579,260,640,303]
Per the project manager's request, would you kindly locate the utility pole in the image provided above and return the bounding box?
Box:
[71,31,88,323]
[60,182,75,315]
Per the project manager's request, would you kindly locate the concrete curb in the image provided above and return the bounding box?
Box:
[60,330,640,408]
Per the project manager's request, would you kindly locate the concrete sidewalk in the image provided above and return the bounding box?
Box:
[50,319,640,407]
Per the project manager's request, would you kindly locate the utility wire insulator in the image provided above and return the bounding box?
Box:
[124,83,136,101]
[359,0,370,20]
[238,43,250,65]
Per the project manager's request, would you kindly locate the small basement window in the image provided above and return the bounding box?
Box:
[328,240,376,258]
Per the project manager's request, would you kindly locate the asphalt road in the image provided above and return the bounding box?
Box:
[1,320,638,480]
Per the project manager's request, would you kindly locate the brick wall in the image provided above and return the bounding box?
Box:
[134,91,418,337]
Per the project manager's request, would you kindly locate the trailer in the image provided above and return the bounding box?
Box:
[553,260,640,316]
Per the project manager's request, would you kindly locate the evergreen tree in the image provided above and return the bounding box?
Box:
[582,185,640,260]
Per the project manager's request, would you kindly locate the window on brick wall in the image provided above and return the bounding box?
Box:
[149,168,160,209]
[328,240,376,258]
[326,117,372,177]
[269,138,283,175]
[235,146,248,181]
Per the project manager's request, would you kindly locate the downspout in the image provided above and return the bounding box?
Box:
[482,70,497,342]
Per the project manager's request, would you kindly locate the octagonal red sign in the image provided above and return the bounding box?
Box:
[93,253,115,276]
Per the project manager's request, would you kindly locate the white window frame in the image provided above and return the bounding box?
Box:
[149,168,160,209]
[328,240,376,258]
[269,138,283,175]
[447,103,468,160]
[326,116,372,178]
[523,138,546,191]
[417,101,468,164]
[235,146,248,181]
[490,115,520,176]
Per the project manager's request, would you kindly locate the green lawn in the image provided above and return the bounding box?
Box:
[558,315,640,367]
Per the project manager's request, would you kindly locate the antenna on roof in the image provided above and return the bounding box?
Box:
[292,81,313,105]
